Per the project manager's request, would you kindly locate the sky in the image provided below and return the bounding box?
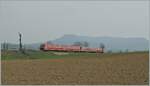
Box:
[0,1,149,44]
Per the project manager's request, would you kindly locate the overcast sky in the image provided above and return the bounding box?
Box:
[0,1,149,44]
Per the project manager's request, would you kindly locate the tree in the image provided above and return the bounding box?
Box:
[83,41,89,47]
[3,42,8,50]
[119,50,122,53]
[100,43,105,53]
[73,42,83,46]
[47,41,53,44]
[73,41,89,47]
[3,42,6,50]
[6,43,8,50]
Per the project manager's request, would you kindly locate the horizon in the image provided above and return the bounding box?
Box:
[0,1,149,44]
[1,34,149,44]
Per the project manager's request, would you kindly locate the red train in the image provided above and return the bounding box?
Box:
[40,43,104,53]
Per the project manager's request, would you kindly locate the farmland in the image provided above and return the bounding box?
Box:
[1,51,149,85]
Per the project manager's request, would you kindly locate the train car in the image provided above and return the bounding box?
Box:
[40,42,103,53]
[81,47,102,53]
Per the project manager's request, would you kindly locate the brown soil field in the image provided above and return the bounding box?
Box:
[1,52,149,85]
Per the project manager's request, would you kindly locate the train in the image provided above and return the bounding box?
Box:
[40,42,104,53]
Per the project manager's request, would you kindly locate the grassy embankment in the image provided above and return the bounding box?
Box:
[1,50,148,60]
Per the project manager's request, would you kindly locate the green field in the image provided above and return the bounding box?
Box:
[1,50,148,60]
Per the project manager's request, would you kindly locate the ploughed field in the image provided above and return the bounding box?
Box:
[1,51,149,85]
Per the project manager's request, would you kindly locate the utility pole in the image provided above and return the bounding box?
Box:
[19,32,22,52]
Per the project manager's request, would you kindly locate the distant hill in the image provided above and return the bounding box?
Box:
[1,34,148,52]
[51,34,149,52]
